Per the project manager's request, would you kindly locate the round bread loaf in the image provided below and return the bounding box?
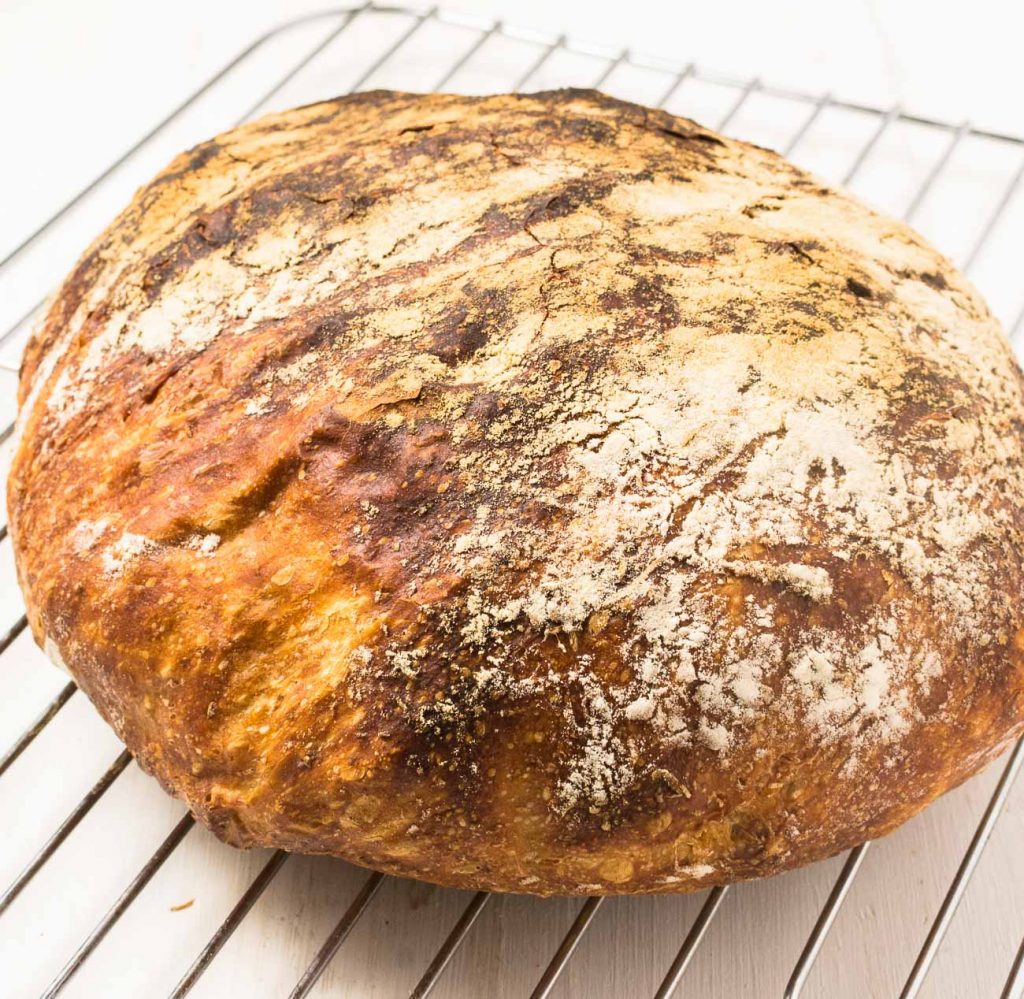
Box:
[9,90,1024,895]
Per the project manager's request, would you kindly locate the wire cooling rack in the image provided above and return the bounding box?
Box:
[1,5,1023,998]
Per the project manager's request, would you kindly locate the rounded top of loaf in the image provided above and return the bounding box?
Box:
[9,89,1024,894]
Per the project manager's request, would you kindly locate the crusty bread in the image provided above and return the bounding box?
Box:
[9,90,1024,895]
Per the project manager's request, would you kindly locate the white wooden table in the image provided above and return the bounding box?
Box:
[1,8,1022,998]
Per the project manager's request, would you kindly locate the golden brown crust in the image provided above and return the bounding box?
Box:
[9,89,1024,895]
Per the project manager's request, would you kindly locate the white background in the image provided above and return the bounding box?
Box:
[1,0,1022,257]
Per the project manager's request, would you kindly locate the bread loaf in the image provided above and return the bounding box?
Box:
[9,90,1024,895]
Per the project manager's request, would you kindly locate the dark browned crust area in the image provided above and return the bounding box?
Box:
[9,90,1024,895]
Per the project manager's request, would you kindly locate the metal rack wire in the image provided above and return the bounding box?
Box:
[1,5,1023,997]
